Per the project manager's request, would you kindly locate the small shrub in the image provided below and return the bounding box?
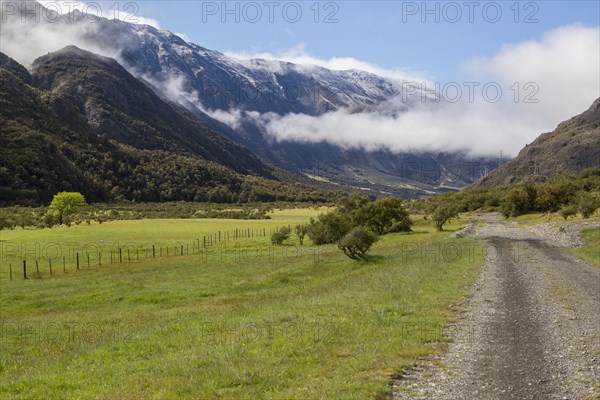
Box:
[306,211,352,245]
[501,184,538,217]
[294,223,309,245]
[271,226,291,245]
[307,218,330,245]
[432,205,459,231]
[559,205,578,220]
[338,227,378,261]
[578,192,599,219]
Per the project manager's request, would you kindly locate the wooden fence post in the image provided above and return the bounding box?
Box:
[23,260,28,279]
[49,258,52,276]
[76,253,80,270]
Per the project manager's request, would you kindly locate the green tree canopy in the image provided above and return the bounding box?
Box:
[47,192,86,226]
[338,227,378,261]
[361,197,412,235]
[432,204,459,231]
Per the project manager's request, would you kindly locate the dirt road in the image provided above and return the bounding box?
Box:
[393,214,600,399]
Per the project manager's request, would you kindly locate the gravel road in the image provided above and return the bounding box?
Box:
[393,213,600,399]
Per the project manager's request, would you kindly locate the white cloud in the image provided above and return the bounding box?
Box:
[0,3,116,66]
[463,24,599,129]
[228,25,600,157]
[225,43,431,83]
[1,3,597,158]
[175,32,191,42]
[128,15,161,29]
[0,1,162,65]
[35,1,161,28]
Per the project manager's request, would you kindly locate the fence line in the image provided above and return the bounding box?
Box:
[2,225,327,281]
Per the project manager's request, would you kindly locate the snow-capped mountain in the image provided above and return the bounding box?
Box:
[2,2,498,195]
[70,15,411,116]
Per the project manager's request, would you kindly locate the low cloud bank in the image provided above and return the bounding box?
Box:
[2,4,598,157]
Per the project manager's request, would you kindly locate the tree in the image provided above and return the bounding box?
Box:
[361,197,412,234]
[294,223,309,245]
[338,227,378,261]
[339,194,370,224]
[500,184,538,217]
[537,178,577,212]
[271,226,291,245]
[319,210,353,242]
[559,205,578,220]
[306,218,330,245]
[578,192,599,219]
[47,192,86,226]
[432,205,459,231]
[0,213,16,231]
[307,211,353,245]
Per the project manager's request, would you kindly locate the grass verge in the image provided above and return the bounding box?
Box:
[567,228,600,268]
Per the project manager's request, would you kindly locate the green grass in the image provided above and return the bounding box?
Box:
[567,228,600,268]
[0,211,483,399]
[510,212,600,227]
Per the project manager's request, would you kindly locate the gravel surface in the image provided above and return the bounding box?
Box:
[392,213,600,399]
[452,223,476,238]
[523,221,600,248]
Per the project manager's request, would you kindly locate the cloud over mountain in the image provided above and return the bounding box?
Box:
[1,3,598,157]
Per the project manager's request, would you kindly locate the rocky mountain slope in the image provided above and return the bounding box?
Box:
[475,98,600,187]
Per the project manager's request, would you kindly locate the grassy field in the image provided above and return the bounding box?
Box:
[0,209,484,399]
[568,228,600,268]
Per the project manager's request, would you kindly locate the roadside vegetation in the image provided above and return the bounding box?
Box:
[410,168,600,221]
[568,228,600,268]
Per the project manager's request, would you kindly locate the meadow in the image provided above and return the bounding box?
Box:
[0,209,484,399]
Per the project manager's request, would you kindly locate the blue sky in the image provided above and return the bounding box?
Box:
[135,1,600,81]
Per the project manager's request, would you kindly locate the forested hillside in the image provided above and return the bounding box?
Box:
[0,50,336,205]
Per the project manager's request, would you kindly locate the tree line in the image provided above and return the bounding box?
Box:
[411,168,600,223]
[271,195,413,261]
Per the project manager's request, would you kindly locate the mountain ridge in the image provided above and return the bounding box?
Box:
[473,98,600,188]
[1,2,499,196]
